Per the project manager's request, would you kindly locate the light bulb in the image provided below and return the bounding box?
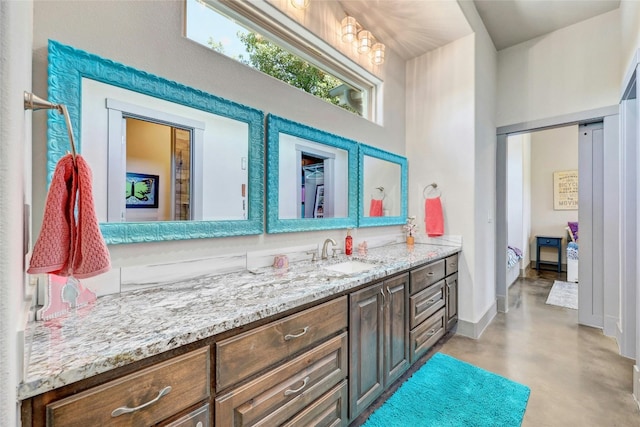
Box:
[372,43,385,65]
[357,30,373,54]
[341,16,358,43]
[291,0,310,10]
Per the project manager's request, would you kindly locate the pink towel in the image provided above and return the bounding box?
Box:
[425,197,444,237]
[28,154,111,279]
[370,199,383,216]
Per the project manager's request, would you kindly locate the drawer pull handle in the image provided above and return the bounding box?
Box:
[427,272,435,276]
[284,376,310,396]
[427,328,437,337]
[449,263,456,267]
[380,288,386,303]
[427,298,436,305]
[111,385,172,417]
[284,326,309,341]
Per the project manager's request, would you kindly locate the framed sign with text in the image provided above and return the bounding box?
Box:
[553,170,578,210]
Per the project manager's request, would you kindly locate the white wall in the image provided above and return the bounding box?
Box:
[1,1,33,425]
[497,9,621,127]
[31,0,407,275]
[522,134,532,268]
[406,34,475,328]
[529,126,579,265]
[621,0,640,86]
[469,1,498,325]
[507,135,524,252]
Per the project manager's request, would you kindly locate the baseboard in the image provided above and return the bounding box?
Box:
[456,301,497,339]
[634,365,640,410]
[496,295,506,313]
[603,315,618,338]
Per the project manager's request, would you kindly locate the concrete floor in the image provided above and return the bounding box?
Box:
[440,269,640,426]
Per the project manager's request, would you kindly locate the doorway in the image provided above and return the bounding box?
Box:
[496,107,619,334]
[505,125,579,299]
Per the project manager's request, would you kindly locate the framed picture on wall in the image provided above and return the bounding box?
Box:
[553,170,578,210]
[126,172,159,208]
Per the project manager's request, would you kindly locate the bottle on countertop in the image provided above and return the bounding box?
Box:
[345,228,353,255]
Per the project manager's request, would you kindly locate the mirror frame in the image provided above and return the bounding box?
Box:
[46,40,265,244]
[358,144,408,227]
[266,114,358,233]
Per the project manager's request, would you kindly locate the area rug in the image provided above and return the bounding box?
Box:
[545,280,578,309]
[362,352,531,427]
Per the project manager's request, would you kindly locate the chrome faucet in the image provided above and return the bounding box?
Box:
[321,238,337,260]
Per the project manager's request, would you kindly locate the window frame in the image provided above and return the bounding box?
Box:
[190,0,383,122]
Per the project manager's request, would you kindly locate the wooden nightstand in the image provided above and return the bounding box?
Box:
[535,236,562,272]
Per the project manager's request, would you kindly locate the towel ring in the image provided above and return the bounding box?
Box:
[423,183,441,199]
[372,186,385,200]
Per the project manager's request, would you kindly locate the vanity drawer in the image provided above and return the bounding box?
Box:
[215,333,348,427]
[46,347,210,427]
[445,253,458,276]
[410,308,445,363]
[216,296,348,391]
[409,280,445,329]
[162,403,210,427]
[281,380,348,427]
[410,260,445,295]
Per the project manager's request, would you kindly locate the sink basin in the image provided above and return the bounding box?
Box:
[323,260,378,274]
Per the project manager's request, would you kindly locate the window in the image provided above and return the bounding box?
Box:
[185,0,379,119]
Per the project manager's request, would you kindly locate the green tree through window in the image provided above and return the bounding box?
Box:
[209,33,360,115]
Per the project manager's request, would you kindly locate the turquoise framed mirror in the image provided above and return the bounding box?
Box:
[46,40,264,244]
[358,144,407,227]
[266,114,358,233]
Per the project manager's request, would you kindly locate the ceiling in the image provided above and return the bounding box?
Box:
[338,0,620,60]
[474,0,620,50]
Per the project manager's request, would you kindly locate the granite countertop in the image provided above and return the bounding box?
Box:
[18,243,460,400]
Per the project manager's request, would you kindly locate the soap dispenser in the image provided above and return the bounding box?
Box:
[345,229,353,255]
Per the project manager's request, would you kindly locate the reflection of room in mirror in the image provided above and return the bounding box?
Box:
[125,118,192,222]
[81,78,250,224]
[278,134,349,220]
[301,153,324,218]
[173,128,191,220]
[363,155,401,217]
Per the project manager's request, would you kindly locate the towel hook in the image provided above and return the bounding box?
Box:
[423,182,440,199]
[24,91,77,164]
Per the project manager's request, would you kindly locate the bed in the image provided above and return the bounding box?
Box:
[566,222,578,282]
[507,246,523,287]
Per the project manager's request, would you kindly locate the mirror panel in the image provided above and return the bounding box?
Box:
[266,115,358,233]
[358,144,407,227]
[47,40,264,244]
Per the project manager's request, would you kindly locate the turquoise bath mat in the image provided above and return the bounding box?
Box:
[363,352,531,427]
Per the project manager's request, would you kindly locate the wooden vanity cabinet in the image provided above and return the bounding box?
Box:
[349,273,409,420]
[214,297,349,427]
[444,254,459,331]
[409,261,447,362]
[22,252,460,427]
[41,346,211,427]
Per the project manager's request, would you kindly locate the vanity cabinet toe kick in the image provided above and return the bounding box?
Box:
[21,251,460,427]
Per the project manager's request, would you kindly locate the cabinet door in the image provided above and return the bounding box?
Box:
[349,283,384,420]
[383,273,409,387]
[445,273,458,330]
